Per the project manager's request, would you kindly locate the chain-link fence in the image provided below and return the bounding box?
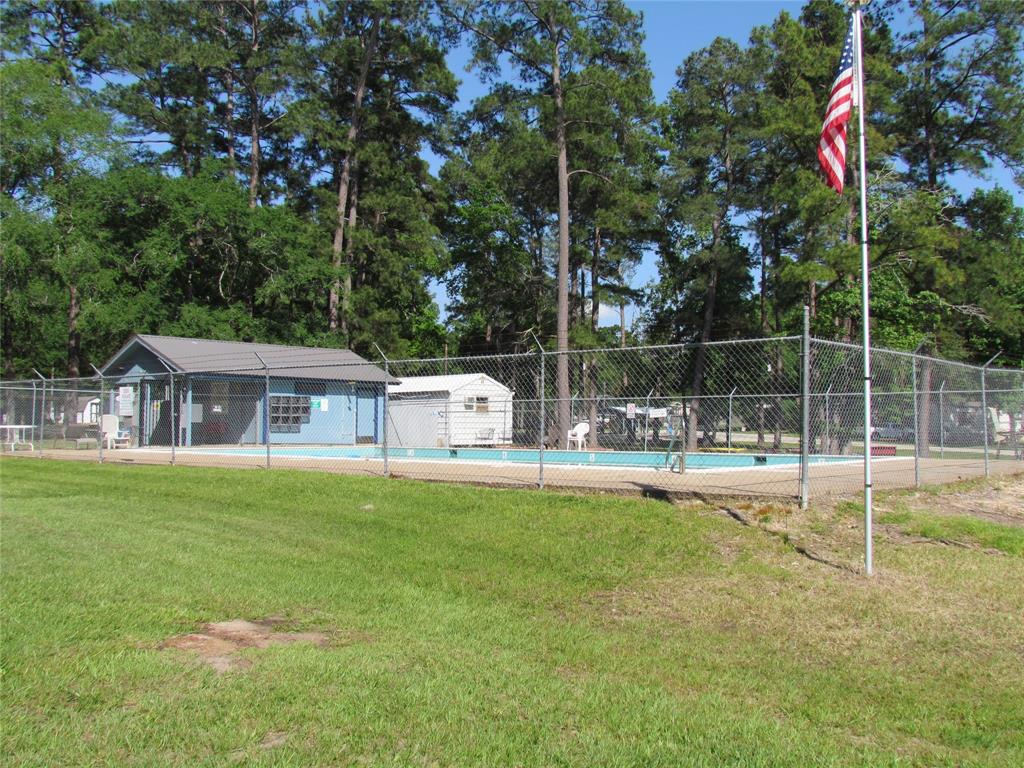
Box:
[2,334,1021,502]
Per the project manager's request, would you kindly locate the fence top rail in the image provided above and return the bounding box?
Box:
[386,335,804,366]
[386,350,538,366]
[0,383,102,393]
[539,336,803,358]
[811,337,1024,376]
[2,335,1020,388]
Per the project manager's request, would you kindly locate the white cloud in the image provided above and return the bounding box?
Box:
[598,303,627,327]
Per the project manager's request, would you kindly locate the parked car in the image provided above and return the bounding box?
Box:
[872,422,915,443]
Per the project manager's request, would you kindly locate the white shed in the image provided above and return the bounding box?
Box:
[387,373,514,448]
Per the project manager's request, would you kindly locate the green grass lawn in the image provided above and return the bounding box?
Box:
[2,459,1023,766]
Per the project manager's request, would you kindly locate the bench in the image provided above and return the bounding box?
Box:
[870,445,897,457]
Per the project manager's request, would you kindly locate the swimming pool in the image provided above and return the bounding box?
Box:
[189,445,858,470]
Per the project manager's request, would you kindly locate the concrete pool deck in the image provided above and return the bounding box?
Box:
[13,446,1023,500]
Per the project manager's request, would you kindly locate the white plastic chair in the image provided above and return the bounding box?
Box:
[100,414,131,449]
[567,422,589,450]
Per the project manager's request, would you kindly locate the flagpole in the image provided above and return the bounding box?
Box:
[853,1,873,576]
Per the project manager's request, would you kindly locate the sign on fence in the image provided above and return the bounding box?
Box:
[118,387,134,416]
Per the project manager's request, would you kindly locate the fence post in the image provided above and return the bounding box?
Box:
[155,359,176,465]
[32,369,46,457]
[169,373,176,465]
[254,353,271,470]
[529,332,545,489]
[824,384,832,454]
[794,307,811,512]
[90,364,105,464]
[911,344,922,488]
[981,352,1001,478]
[800,306,811,510]
[373,344,390,478]
[727,386,737,451]
[643,388,653,453]
[30,381,37,451]
[383,358,390,477]
[938,381,945,459]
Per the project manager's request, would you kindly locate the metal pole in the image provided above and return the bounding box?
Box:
[643,387,653,453]
[155,359,176,465]
[169,373,176,465]
[853,4,874,576]
[528,332,544,489]
[825,385,832,454]
[911,344,923,488]
[254,353,271,470]
[90,365,105,463]
[981,352,1001,478]
[382,359,390,477]
[30,382,37,449]
[939,381,945,459]
[373,344,390,478]
[800,305,811,510]
[539,350,545,489]
[32,369,46,457]
[727,386,737,451]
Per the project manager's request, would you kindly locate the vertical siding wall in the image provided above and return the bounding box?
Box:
[263,379,362,445]
[446,380,513,446]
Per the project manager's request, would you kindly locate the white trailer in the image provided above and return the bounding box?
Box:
[387,373,514,448]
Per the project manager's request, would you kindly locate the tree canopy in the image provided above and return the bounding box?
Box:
[2,0,1021,381]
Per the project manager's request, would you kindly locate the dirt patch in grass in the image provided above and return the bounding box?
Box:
[699,472,1024,567]
[907,475,1024,527]
[161,617,329,673]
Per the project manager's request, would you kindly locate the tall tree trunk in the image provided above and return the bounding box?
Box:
[226,74,236,168]
[247,2,262,208]
[217,2,236,170]
[66,283,80,379]
[687,213,723,450]
[552,37,571,447]
[329,15,380,332]
[341,171,358,346]
[759,213,769,334]
[534,226,544,332]
[2,283,14,378]
[686,265,718,450]
[587,226,601,449]
[248,102,260,208]
[620,302,628,388]
[591,226,600,332]
[570,266,578,322]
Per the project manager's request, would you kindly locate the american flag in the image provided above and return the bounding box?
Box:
[818,18,857,194]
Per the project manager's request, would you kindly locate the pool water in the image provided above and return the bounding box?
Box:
[194,445,857,470]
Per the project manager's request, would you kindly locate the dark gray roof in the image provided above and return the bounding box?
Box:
[102,334,393,383]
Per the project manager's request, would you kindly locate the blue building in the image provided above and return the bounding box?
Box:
[100,335,392,447]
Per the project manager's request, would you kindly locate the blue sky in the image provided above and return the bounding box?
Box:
[429,0,1022,329]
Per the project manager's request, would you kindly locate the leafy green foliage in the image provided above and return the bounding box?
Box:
[1,0,1022,378]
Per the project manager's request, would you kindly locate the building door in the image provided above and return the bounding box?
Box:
[355,386,378,444]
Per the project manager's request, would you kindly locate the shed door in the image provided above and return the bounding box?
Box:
[355,386,378,443]
[387,396,444,448]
